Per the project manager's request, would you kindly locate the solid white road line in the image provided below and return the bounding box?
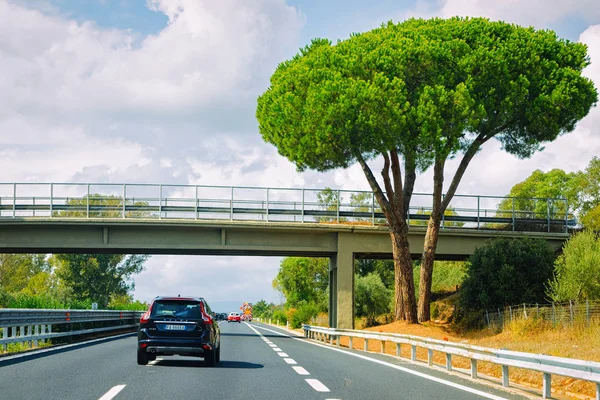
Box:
[98,385,126,400]
[292,366,310,375]
[277,352,289,357]
[252,324,510,400]
[306,379,330,392]
[284,358,298,365]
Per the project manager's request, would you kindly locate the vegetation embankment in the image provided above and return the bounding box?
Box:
[0,252,149,355]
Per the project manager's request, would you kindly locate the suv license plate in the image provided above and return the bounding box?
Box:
[165,324,186,331]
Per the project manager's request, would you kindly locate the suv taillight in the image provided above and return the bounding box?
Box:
[202,312,213,325]
[140,304,153,324]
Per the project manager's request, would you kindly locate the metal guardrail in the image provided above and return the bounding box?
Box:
[0,309,143,351]
[302,325,600,400]
[0,182,572,233]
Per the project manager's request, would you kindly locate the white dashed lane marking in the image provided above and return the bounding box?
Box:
[98,385,126,400]
[306,379,330,392]
[292,366,310,375]
[245,323,337,397]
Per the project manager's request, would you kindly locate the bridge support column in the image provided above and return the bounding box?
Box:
[329,233,354,329]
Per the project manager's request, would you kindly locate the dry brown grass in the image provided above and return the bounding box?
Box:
[323,319,600,400]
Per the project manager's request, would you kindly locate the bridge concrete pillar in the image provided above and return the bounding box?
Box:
[329,233,354,329]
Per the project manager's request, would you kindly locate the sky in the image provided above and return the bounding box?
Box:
[1,0,599,312]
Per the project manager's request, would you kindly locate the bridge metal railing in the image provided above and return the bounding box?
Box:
[303,325,600,400]
[0,182,572,233]
[0,309,143,353]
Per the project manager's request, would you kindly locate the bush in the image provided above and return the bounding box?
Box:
[355,273,391,327]
[272,308,288,325]
[460,238,556,311]
[290,302,320,329]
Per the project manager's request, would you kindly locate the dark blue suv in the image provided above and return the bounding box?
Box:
[137,296,221,366]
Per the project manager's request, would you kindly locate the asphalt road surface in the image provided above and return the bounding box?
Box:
[0,321,532,400]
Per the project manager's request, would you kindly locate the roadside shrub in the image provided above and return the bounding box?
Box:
[460,238,555,311]
[272,308,288,325]
[290,302,320,329]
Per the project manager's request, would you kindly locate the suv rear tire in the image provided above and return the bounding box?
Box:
[204,349,216,367]
[137,349,149,365]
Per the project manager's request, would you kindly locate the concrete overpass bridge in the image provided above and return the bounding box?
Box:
[0,182,571,328]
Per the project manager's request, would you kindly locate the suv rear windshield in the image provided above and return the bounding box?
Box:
[151,300,202,319]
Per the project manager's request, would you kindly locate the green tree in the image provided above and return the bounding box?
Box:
[460,238,556,311]
[410,206,464,228]
[54,194,150,218]
[273,257,329,310]
[355,273,392,326]
[252,299,270,317]
[0,254,49,293]
[257,17,597,322]
[547,230,600,301]
[316,188,344,222]
[496,169,580,221]
[355,259,394,289]
[53,254,148,308]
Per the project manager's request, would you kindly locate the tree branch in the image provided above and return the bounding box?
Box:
[381,152,395,203]
[390,149,404,214]
[442,133,493,211]
[403,152,417,218]
[355,152,393,220]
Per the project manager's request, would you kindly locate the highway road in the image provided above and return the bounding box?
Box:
[0,322,531,400]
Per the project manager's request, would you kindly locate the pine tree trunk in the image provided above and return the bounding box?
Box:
[390,224,418,323]
[418,217,441,322]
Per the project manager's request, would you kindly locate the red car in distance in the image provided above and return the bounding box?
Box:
[227,312,241,323]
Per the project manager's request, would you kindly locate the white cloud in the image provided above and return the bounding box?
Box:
[133,255,282,305]
[400,0,600,28]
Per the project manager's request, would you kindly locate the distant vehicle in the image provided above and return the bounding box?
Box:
[137,296,221,367]
[241,302,252,322]
[227,312,241,323]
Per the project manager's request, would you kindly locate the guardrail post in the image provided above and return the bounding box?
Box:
[512,198,515,231]
[329,334,333,345]
[266,188,270,222]
[470,359,477,379]
[477,195,480,228]
[428,349,433,366]
[396,343,401,357]
[336,335,340,347]
[195,185,198,220]
[411,345,416,361]
[336,189,340,223]
[13,182,16,217]
[596,383,599,400]
[40,325,46,344]
[371,192,375,226]
[381,341,385,354]
[364,339,368,351]
[50,182,54,217]
[446,353,452,371]
[230,186,234,221]
[159,185,163,219]
[301,189,305,223]
[86,183,90,218]
[542,373,551,398]
[1,327,6,351]
[122,184,126,218]
[501,365,509,387]
[348,337,353,349]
